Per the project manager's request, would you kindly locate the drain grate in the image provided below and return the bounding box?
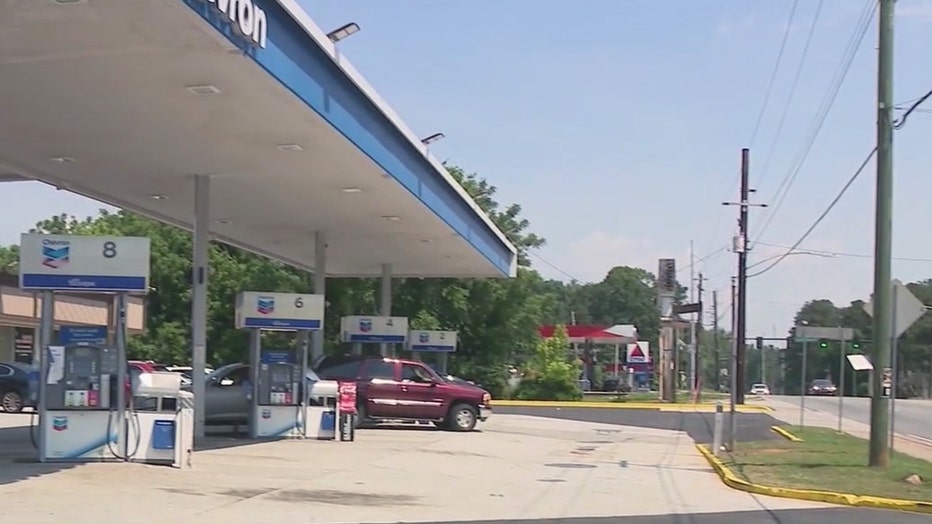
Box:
[544,462,597,469]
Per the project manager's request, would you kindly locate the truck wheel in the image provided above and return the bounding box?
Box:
[354,402,368,429]
[446,403,478,432]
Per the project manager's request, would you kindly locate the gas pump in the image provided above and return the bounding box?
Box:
[235,291,329,440]
[130,371,194,468]
[39,344,124,461]
[251,346,303,438]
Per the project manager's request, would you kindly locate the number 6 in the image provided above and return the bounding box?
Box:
[294,297,304,308]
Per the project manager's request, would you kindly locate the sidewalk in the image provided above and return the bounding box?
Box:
[766,398,932,462]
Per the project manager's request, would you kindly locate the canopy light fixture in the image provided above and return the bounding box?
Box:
[421,133,445,145]
[327,22,361,43]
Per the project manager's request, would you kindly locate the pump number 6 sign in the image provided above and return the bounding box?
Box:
[236,291,325,331]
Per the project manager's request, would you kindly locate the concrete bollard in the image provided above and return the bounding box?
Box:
[713,401,724,457]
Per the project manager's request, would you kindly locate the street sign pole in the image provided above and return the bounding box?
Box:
[838,326,846,433]
[800,337,808,429]
[889,284,898,456]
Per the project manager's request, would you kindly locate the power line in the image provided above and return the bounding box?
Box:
[754,240,932,263]
[748,0,800,148]
[756,0,824,191]
[753,0,876,247]
[702,1,805,264]
[893,86,932,130]
[530,251,581,282]
[748,147,877,278]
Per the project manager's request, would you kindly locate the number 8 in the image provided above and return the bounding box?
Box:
[102,241,117,259]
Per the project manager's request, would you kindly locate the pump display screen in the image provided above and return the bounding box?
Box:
[271,370,291,384]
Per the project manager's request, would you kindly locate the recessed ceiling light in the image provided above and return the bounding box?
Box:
[216,219,232,225]
[381,215,401,221]
[149,194,168,200]
[276,144,303,152]
[186,84,221,95]
[49,156,75,163]
[341,187,362,193]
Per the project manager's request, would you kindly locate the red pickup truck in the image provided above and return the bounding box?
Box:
[315,356,492,431]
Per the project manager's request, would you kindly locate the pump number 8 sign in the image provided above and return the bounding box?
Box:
[18,234,151,293]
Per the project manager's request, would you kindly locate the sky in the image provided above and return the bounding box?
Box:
[3,0,932,339]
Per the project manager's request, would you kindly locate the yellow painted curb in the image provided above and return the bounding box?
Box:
[490,400,773,413]
[770,425,804,442]
[695,443,932,515]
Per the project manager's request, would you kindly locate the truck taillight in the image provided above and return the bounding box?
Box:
[482,393,491,405]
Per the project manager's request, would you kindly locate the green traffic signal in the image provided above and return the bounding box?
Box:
[851,341,861,350]
[818,340,829,349]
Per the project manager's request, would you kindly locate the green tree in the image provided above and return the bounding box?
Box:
[515,325,582,400]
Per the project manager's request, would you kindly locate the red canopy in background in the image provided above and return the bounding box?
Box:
[538,325,635,344]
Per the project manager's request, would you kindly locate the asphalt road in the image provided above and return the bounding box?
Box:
[772,395,932,443]
[427,507,930,524]
[493,406,780,444]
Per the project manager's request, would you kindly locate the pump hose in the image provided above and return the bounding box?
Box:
[106,403,142,461]
[29,408,38,449]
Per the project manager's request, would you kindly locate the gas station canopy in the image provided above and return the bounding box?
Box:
[0,0,517,278]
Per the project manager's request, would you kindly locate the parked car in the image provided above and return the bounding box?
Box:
[200,363,338,426]
[315,355,492,431]
[808,379,837,396]
[749,383,771,396]
[0,362,34,413]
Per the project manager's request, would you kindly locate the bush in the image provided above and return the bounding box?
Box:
[514,325,582,401]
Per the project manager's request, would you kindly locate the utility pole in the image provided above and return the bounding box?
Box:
[712,290,720,392]
[870,0,895,468]
[689,240,697,396]
[723,149,767,405]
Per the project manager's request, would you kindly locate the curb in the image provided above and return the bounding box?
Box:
[695,443,932,515]
[770,425,803,442]
[490,400,773,413]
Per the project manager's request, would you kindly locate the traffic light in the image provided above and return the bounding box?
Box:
[851,341,861,350]
[818,340,829,349]
[755,336,763,350]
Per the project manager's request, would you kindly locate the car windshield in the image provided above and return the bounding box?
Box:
[812,379,832,386]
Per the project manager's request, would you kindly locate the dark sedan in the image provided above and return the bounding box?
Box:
[808,378,838,396]
[0,362,34,413]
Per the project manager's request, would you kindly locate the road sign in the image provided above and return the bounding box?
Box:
[341,316,408,343]
[793,326,854,342]
[19,234,150,293]
[626,341,650,363]
[235,292,324,331]
[881,367,893,397]
[846,354,874,371]
[407,330,457,352]
[673,302,702,315]
[863,280,927,338]
[59,326,108,346]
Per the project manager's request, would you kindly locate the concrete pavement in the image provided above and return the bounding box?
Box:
[770,395,932,444]
[0,412,833,523]
[494,406,781,444]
